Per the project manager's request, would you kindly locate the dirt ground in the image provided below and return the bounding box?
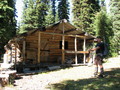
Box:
[2,56,120,90]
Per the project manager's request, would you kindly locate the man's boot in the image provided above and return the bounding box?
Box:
[93,67,98,77]
[98,67,104,78]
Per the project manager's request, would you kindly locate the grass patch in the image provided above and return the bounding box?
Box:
[47,68,120,90]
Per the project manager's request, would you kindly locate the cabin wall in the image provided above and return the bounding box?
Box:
[25,31,38,64]
[18,30,87,64]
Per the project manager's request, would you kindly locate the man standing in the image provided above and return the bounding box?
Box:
[89,36,104,78]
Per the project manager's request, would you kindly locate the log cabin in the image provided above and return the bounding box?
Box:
[7,19,95,67]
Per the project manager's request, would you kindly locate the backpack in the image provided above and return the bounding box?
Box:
[103,43,109,57]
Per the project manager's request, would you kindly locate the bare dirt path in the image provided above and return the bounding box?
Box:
[3,56,120,90]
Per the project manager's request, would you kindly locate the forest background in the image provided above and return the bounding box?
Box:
[0,0,120,60]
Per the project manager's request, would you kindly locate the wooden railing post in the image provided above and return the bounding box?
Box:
[75,36,78,64]
[83,37,86,64]
[62,36,65,64]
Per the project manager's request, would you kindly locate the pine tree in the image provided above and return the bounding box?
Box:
[58,0,70,21]
[19,0,49,33]
[110,0,120,56]
[19,0,37,33]
[72,0,100,34]
[35,0,49,28]
[89,0,100,12]
[51,0,56,23]
[45,1,54,26]
[0,0,16,56]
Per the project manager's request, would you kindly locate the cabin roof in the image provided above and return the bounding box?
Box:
[18,19,95,40]
[46,19,94,39]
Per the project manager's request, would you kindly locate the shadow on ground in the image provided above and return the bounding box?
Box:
[16,65,73,76]
[47,68,120,90]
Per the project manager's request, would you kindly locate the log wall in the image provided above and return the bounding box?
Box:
[18,30,85,64]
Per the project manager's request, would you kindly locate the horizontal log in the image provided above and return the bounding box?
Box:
[50,52,76,55]
[40,32,86,38]
[50,53,61,55]
[65,50,89,54]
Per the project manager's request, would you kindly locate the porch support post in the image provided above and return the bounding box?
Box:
[75,36,78,64]
[23,38,26,62]
[38,31,41,64]
[83,37,86,64]
[62,20,65,64]
[14,39,17,70]
[62,36,65,64]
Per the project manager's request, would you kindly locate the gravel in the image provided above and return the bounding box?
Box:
[3,56,120,90]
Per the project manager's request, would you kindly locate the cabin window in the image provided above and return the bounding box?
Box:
[59,41,68,49]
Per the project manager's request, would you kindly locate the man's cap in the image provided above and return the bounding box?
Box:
[96,36,102,39]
